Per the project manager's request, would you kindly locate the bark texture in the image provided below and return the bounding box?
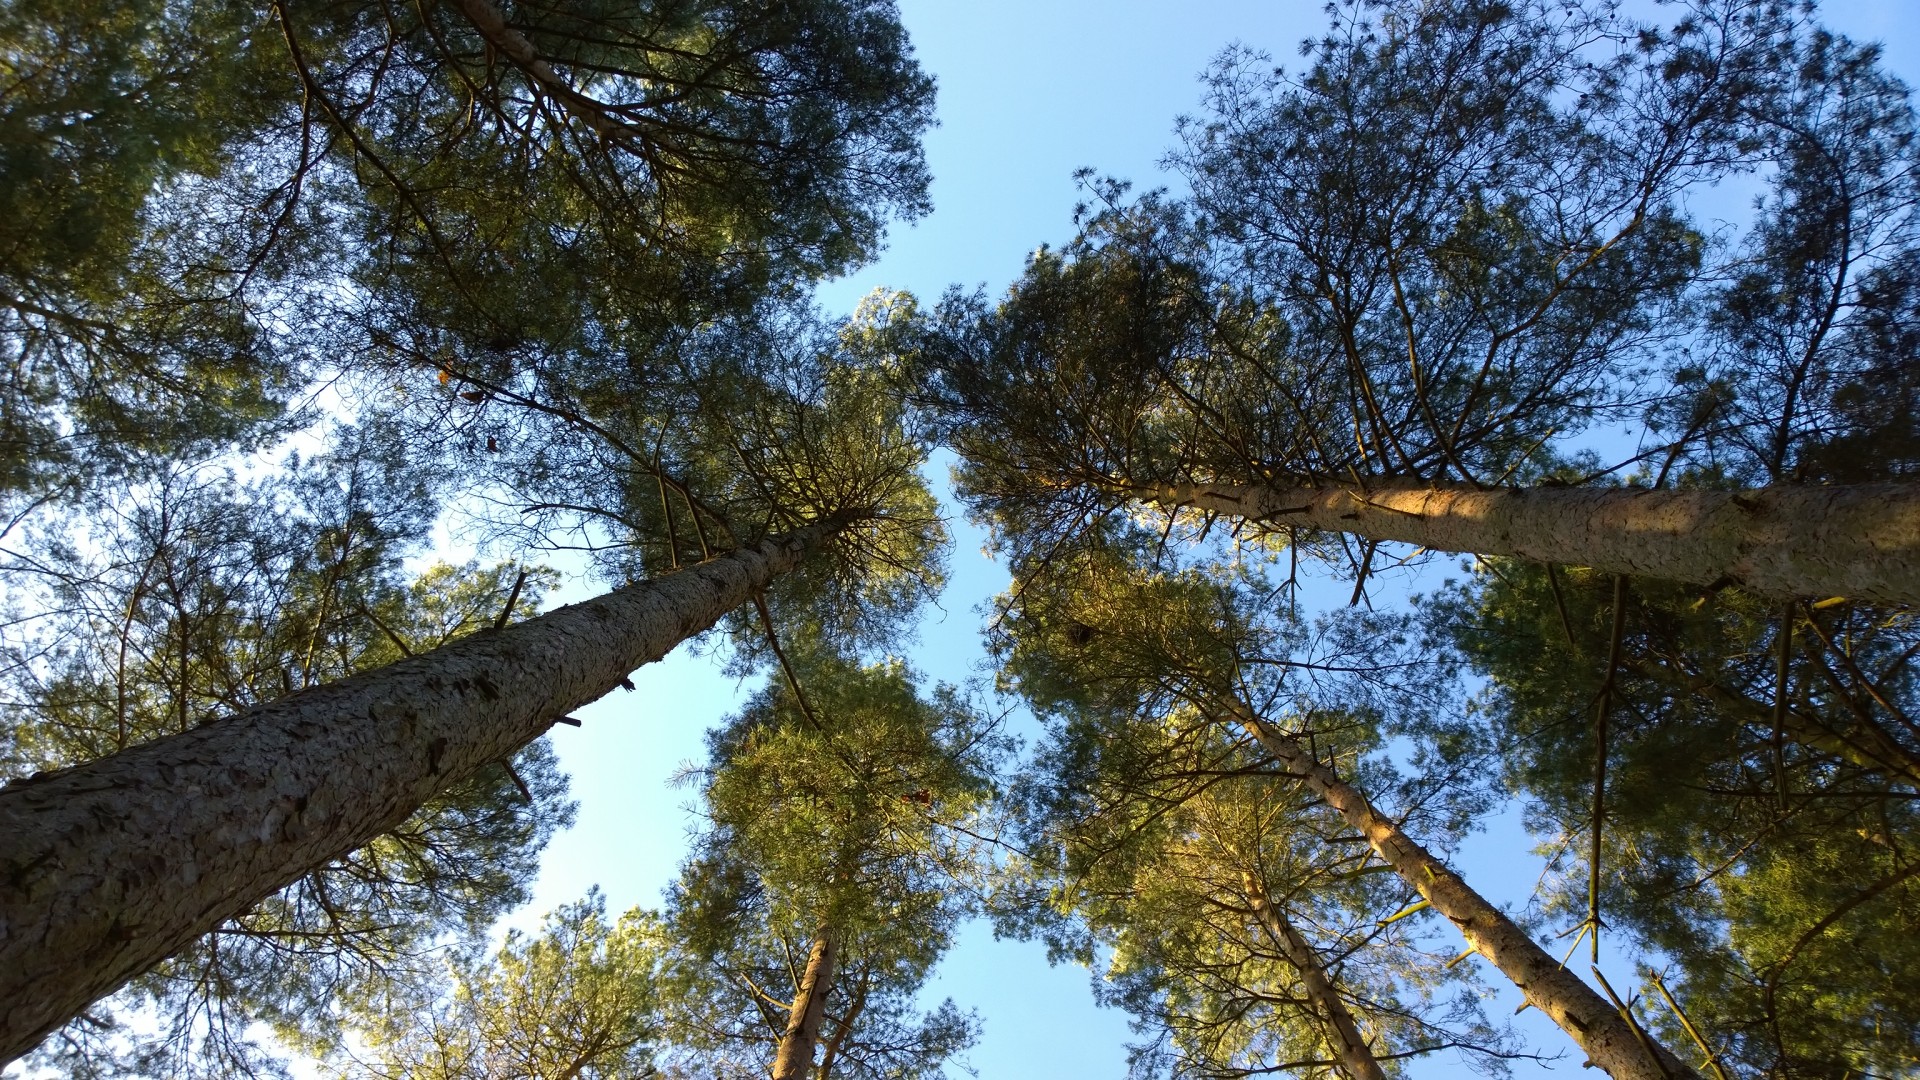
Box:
[0,522,843,1064]
[772,926,840,1080]
[1242,871,1385,1080]
[1139,480,1920,606]
[1227,703,1694,1080]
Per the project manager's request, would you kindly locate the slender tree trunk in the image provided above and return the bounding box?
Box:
[814,962,870,1080]
[448,0,628,141]
[773,926,840,1080]
[1135,479,1920,606]
[1223,700,1696,1080]
[0,520,849,1065]
[1241,871,1385,1080]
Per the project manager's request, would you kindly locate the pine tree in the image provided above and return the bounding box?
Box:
[1005,672,1516,1078]
[0,0,942,1059]
[335,891,665,1080]
[912,1,1920,605]
[0,305,943,1063]
[991,536,1671,1076]
[2,429,572,1075]
[0,0,937,508]
[0,0,300,499]
[658,639,998,1079]
[1436,560,1920,1076]
[1420,24,1920,1073]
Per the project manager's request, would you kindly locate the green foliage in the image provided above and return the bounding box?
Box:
[1434,560,1920,1075]
[336,891,664,1080]
[16,0,1920,1076]
[0,0,936,510]
[912,0,1759,582]
[1421,31,1920,1063]
[991,535,1509,1077]
[317,0,939,463]
[438,292,948,660]
[1086,774,1512,1080]
[912,9,1920,1070]
[695,649,992,929]
[2,428,574,1077]
[1669,25,1920,486]
[660,638,998,1077]
[0,0,939,1070]
[307,0,935,303]
[659,896,980,1080]
[2,0,948,1067]
[0,0,300,498]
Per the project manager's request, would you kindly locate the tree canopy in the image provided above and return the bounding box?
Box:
[3,426,574,1076]
[5,0,1920,1077]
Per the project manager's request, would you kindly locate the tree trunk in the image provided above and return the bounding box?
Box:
[1241,871,1385,1080]
[448,0,628,142]
[1224,700,1696,1080]
[1136,479,1920,606]
[0,520,848,1065]
[813,958,869,1080]
[773,926,840,1080]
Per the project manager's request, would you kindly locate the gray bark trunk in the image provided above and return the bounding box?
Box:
[1226,702,1695,1080]
[0,521,844,1064]
[1137,479,1920,606]
[773,926,839,1080]
[1241,871,1385,1080]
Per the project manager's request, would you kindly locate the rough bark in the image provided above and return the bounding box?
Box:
[1241,871,1385,1080]
[0,521,847,1064]
[1136,480,1920,606]
[772,926,839,1080]
[1225,702,1695,1080]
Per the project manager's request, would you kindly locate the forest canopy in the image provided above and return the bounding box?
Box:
[1,1,1917,1079]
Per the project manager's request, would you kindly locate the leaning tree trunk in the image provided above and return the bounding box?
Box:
[0,519,849,1065]
[1241,871,1385,1080]
[1135,479,1920,606]
[1223,700,1695,1080]
[772,926,840,1080]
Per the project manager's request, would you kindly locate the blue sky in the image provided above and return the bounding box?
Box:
[515,2,1920,1077]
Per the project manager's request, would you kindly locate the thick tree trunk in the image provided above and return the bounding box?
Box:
[1241,871,1385,1080]
[1225,701,1695,1080]
[773,926,840,1080]
[0,521,847,1065]
[1136,479,1920,606]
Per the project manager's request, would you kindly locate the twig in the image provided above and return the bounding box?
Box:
[1650,972,1732,1080]
[499,759,533,803]
[1590,966,1674,1080]
[656,473,681,569]
[753,594,821,732]
[493,567,528,630]
[1545,564,1579,649]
